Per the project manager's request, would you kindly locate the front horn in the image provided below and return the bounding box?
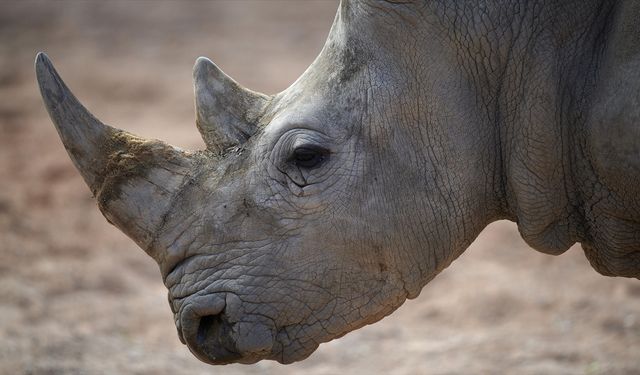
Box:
[35,53,193,259]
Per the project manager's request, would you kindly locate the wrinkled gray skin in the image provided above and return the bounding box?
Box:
[36,0,640,365]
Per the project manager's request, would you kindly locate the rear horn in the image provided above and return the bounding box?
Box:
[193,56,270,152]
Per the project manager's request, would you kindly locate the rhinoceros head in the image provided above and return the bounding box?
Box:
[36,2,495,365]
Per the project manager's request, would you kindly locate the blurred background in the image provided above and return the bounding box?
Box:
[0,1,638,374]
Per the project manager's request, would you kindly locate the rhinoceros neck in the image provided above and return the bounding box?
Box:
[402,1,620,256]
[483,1,623,256]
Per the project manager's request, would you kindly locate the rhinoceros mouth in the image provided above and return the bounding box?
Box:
[178,293,276,365]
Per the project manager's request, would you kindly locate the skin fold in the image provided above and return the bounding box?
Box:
[36,0,640,365]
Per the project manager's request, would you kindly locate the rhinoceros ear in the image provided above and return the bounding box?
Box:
[193,57,270,152]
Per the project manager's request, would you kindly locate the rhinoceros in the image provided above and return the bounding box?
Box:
[36,0,639,366]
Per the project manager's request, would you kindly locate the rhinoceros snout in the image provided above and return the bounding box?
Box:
[178,293,275,364]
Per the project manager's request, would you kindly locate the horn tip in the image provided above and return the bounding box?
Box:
[194,55,213,67]
[35,51,50,67]
[35,51,53,81]
[35,52,65,104]
[193,56,222,82]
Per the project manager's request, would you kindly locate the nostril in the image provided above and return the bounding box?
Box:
[197,313,222,345]
[178,294,274,364]
[188,311,241,364]
[179,295,242,364]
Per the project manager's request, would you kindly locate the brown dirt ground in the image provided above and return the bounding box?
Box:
[0,1,638,374]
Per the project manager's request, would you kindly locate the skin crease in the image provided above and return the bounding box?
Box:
[36,0,640,366]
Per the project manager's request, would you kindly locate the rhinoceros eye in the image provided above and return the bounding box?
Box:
[290,145,329,169]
